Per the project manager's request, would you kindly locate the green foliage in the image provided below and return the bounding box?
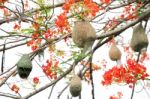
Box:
[21,28,34,34]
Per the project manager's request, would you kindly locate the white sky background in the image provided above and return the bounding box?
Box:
[0,0,150,99]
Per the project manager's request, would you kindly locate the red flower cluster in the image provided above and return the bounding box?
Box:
[62,0,76,12]
[104,3,143,31]
[63,0,99,17]
[55,0,100,33]
[27,23,43,51]
[27,33,42,51]
[102,59,149,86]
[42,59,59,79]
[84,0,99,16]
[43,29,56,39]
[55,13,70,32]
[121,3,143,21]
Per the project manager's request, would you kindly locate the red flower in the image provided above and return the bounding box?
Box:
[140,52,150,62]
[100,0,111,4]
[31,45,37,51]
[141,73,149,80]
[85,2,99,16]
[63,0,82,12]
[84,0,93,5]
[44,29,54,39]
[65,0,75,4]
[13,23,21,30]
[33,77,39,84]
[124,73,136,84]
[55,13,67,26]
[32,33,39,39]
[42,59,60,79]
[109,92,123,99]
[0,0,7,3]
[55,13,69,32]
[109,96,117,99]
[3,8,10,16]
[27,40,34,46]
[27,32,42,51]
[11,84,19,93]
[62,3,71,12]
[102,69,113,85]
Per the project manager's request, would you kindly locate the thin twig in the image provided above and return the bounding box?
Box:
[130,51,141,99]
[89,56,95,99]
[96,7,150,39]
[0,38,28,47]
[0,65,16,76]
[57,84,69,99]
[0,91,19,98]
[20,0,25,13]
[0,67,17,87]
[48,84,56,99]
[1,39,6,73]
[0,42,27,52]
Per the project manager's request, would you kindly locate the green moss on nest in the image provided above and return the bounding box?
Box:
[17,54,32,79]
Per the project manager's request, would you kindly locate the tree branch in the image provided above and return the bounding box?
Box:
[96,7,150,39]
[0,2,64,25]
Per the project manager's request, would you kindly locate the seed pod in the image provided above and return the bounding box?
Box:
[72,21,96,48]
[109,43,122,61]
[17,54,32,79]
[69,75,82,97]
[130,23,149,52]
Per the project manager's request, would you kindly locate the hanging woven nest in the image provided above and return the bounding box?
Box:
[17,54,32,79]
[109,43,122,61]
[130,23,149,52]
[72,21,96,48]
[69,75,82,97]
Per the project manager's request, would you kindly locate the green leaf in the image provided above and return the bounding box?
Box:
[21,28,34,34]
[37,0,44,5]
[25,12,33,17]
[60,57,74,64]
[74,53,88,62]
[9,32,18,34]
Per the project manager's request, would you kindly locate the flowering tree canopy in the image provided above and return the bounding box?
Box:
[0,0,150,99]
